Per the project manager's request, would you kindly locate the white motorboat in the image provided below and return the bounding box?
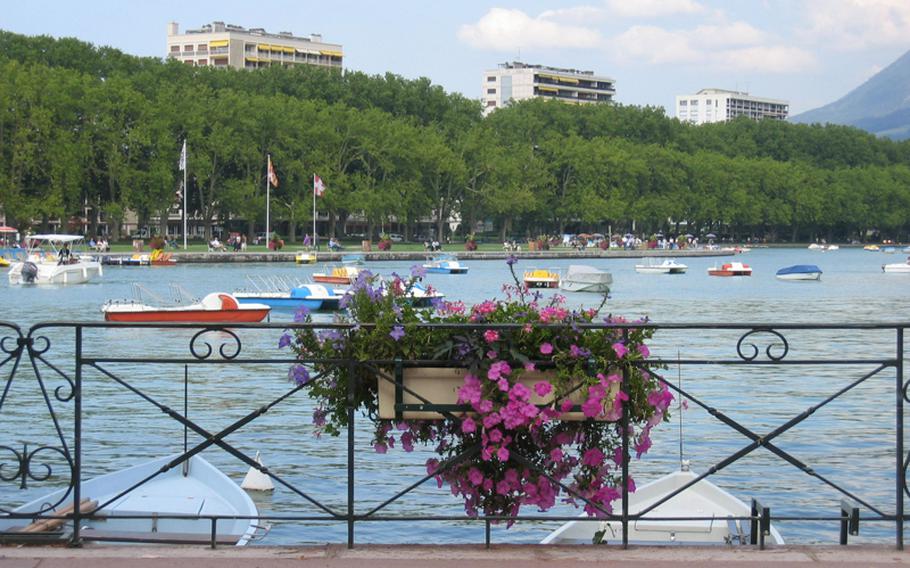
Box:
[422,255,469,274]
[8,234,103,285]
[541,466,784,546]
[775,264,822,281]
[635,259,688,275]
[560,265,613,293]
[883,258,910,273]
[0,453,259,545]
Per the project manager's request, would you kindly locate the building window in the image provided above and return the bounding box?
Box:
[170,45,180,53]
[197,44,208,52]
[679,100,687,106]
[486,101,497,107]
[184,60,194,66]
[184,44,194,52]
[487,88,496,94]
[487,76,496,82]
[198,59,208,66]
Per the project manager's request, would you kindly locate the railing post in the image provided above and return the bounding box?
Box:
[621,329,630,549]
[840,499,859,545]
[71,326,83,547]
[897,327,904,550]
[347,357,356,549]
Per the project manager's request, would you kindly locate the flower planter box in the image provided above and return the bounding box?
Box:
[377,366,618,421]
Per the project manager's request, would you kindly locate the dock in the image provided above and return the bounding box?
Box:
[2,544,907,567]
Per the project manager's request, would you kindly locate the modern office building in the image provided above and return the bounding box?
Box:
[166,21,342,70]
[481,62,615,116]
[675,88,788,125]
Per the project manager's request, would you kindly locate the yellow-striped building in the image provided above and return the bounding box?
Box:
[481,61,615,116]
[166,21,342,71]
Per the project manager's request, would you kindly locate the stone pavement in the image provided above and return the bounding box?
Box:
[1,545,909,567]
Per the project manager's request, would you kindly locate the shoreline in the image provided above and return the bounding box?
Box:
[98,248,738,264]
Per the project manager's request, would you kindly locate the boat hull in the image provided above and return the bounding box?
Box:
[708,270,752,277]
[424,266,468,274]
[9,261,103,285]
[312,275,354,285]
[776,272,821,281]
[524,279,559,288]
[883,263,910,273]
[0,454,258,546]
[104,308,270,323]
[234,296,324,310]
[541,469,784,546]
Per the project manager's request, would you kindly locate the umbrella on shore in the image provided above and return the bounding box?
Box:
[0,226,18,233]
[705,233,717,239]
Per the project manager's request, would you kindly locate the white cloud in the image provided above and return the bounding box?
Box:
[605,0,705,18]
[458,8,603,51]
[539,5,607,24]
[803,0,910,49]
[610,21,816,73]
[714,46,817,73]
[611,26,701,64]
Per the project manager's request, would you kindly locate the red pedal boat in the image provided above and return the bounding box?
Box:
[707,262,752,277]
[103,292,270,322]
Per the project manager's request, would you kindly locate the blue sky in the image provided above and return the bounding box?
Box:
[3,0,910,114]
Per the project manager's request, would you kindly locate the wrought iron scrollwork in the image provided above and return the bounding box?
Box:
[25,333,74,403]
[189,328,242,360]
[0,444,73,514]
[736,328,789,361]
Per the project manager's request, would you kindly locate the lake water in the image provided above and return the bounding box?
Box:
[0,247,907,545]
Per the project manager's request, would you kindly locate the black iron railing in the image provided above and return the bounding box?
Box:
[0,321,906,549]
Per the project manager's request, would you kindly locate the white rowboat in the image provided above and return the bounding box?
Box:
[541,467,784,546]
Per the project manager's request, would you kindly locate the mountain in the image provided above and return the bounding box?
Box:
[791,48,910,139]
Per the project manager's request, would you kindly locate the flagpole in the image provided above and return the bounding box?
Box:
[182,139,187,250]
[266,154,271,241]
[312,174,317,251]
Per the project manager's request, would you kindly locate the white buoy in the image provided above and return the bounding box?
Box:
[241,451,275,491]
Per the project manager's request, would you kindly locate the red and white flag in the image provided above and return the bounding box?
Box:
[313,174,325,197]
[268,159,279,188]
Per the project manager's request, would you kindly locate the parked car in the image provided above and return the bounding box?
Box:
[388,233,404,242]
[253,232,268,245]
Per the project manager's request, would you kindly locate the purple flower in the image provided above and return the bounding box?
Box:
[533,381,552,397]
[278,332,292,349]
[410,264,427,278]
[390,325,405,341]
[506,255,518,266]
[539,342,553,355]
[461,416,477,433]
[288,364,311,385]
[582,447,605,467]
[293,306,310,322]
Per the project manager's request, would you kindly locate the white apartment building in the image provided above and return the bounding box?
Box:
[676,88,788,125]
[481,62,615,116]
[166,21,342,70]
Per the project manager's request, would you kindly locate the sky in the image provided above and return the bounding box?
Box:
[3,0,910,115]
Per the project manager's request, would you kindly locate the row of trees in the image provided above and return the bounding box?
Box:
[2,30,910,243]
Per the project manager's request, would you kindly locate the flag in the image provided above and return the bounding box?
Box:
[314,174,325,197]
[178,139,187,171]
[268,158,279,188]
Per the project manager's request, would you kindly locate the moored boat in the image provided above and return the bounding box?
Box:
[295,251,317,264]
[775,264,822,281]
[708,262,752,277]
[103,288,270,323]
[540,465,784,545]
[0,453,259,546]
[8,235,103,285]
[312,264,361,285]
[560,265,612,293]
[635,258,688,274]
[0,256,9,268]
[864,244,880,251]
[235,282,343,311]
[523,268,560,288]
[422,254,469,274]
[883,258,910,273]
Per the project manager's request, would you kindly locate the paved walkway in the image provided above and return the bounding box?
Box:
[1,545,908,567]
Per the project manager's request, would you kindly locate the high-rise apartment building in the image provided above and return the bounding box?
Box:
[166,21,342,70]
[481,62,615,116]
[675,88,788,125]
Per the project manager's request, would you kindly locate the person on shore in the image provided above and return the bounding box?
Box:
[241,235,247,251]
